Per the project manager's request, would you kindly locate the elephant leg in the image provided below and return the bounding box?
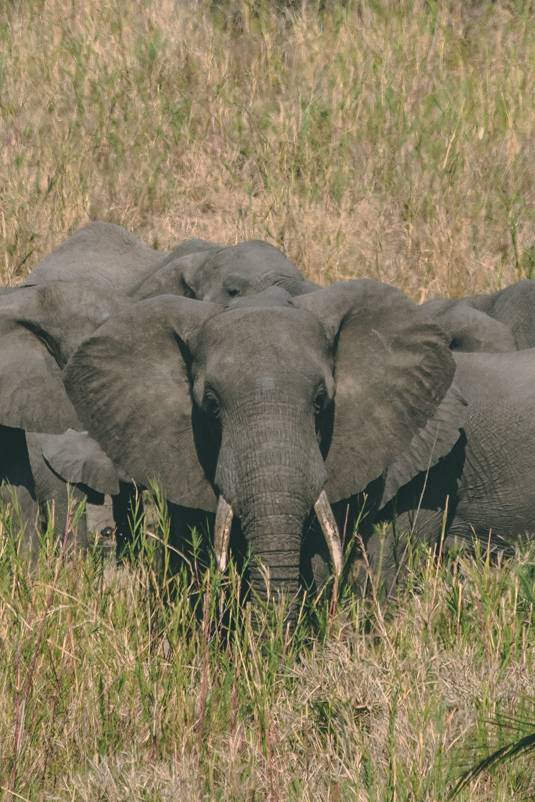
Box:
[349,508,450,600]
[26,432,89,551]
[35,472,89,552]
[0,483,40,556]
[0,428,42,554]
[41,485,89,552]
[166,503,214,578]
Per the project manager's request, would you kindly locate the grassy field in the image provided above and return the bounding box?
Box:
[1,0,534,295]
[0,517,533,801]
[0,0,534,799]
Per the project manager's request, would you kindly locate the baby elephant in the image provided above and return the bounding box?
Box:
[130,239,317,304]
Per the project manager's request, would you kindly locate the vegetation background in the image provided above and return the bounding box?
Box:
[0,0,534,799]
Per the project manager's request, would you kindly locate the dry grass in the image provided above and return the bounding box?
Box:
[1,0,534,297]
[0,1,534,799]
[0,510,533,802]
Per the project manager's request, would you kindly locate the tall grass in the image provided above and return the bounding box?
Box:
[0,503,533,801]
[0,1,534,799]
[1,0,534,296]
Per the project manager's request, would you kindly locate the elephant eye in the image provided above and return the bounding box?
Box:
[203,388,221,418]
[226,287,240,298]
[182,279,196,299]
[313,385,328,415]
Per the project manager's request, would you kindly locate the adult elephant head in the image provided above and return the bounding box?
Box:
[131,240,317,304]
[64,281,463,599]
[26,224,314,308]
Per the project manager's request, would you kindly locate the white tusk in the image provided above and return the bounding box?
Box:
[214,495,233,572]
[314,490,344,577]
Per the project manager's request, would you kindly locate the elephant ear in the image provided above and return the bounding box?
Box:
[0,326,79,432]
[130,252,213,300]
[63,296,220,510]
[0,283,130,433]
[40,429,120,495]
[294,280,462,502]
[381,382,467,506]
[0,282,130,364]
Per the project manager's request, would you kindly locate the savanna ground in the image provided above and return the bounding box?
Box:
[0,0,534,798]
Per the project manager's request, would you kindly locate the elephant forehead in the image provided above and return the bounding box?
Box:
[201,241,300,279]
[197,307,330,373]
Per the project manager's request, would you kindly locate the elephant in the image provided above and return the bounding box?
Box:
[0,426,40,542]
[56,279,535,606]
[129,239,316,303]
[25,222,164,293]
[14,227,318,554]
[0,282,127,549]
[421,298,516,353]
[25,221,219,295]
[0,426,119,555]
[465,280,535,349]
[25,222,314,308]
[423,279,535,352]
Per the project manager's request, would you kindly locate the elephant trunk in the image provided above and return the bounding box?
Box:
[215,398,333,601]
[214,490,344,598]
[213,492,303,600]
[241,493,305,602]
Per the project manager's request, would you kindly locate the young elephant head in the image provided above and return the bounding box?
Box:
[131,240,317,304]
[64,281,462,600]
[464,279,535,350]
[422,298,516,353]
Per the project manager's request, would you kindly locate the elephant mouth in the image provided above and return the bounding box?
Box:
[213,489,344,582]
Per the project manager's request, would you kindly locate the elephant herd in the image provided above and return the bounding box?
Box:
[1,220,535,605]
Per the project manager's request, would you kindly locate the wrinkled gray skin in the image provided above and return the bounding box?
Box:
[0,427,40,542]
[25,222,315,306]
[26,222,167,293]
[16,226,317,556]
[0,427,84,552]
[423,280,535,352]
[422,298,516,353]
[131,239,317,304]
[26,221,220,294]
[0,282,125,548]
[465,280,535,349]
[369,346,535,594]
[61,280,535,603]
[0,425,117,555]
